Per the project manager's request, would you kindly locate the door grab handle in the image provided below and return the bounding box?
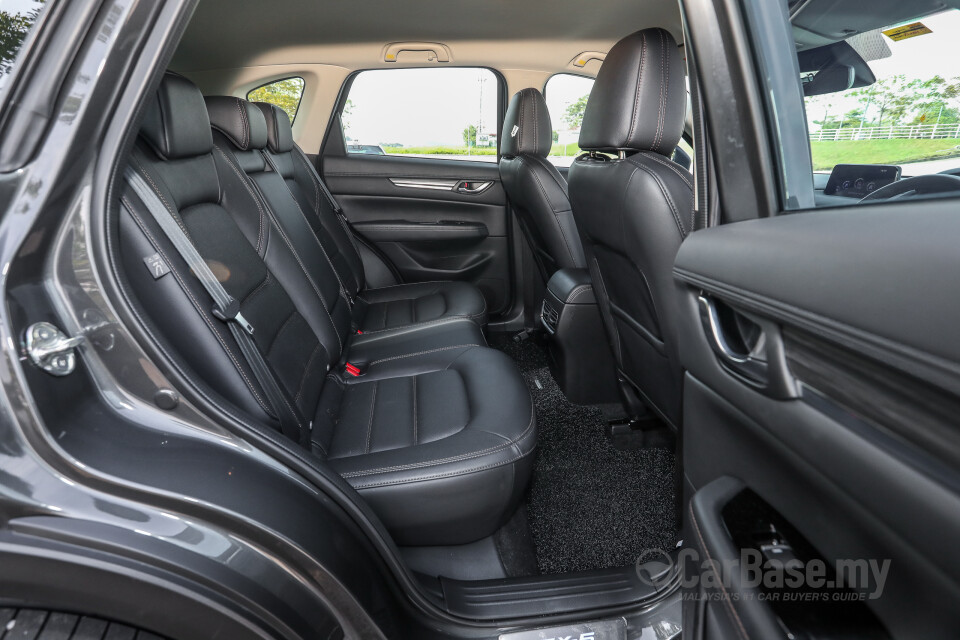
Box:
[698,294,768,385]
[697,294,799,399]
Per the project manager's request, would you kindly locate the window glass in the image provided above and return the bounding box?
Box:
[797,8,960,206]
[544,74,595,167]
[342,68,498,162]
[247,77,304,123]
[0,0,48,96]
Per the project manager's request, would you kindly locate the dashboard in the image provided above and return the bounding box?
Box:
[824,164,901,199]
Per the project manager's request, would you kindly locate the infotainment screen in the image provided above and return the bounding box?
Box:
[824,164,901,199]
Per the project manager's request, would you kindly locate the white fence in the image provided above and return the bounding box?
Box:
[811,123,960,141]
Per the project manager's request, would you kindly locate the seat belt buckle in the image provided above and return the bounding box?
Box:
[212,299,255,335]
[344,362,363,377]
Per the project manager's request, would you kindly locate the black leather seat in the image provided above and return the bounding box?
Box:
[499,88,584,281]
[568,29,693,428]
[251,101,488,333]
[118,74,535,545]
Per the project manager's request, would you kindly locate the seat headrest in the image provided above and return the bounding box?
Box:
[254,102,294,154]
[579,28,685,156]
[140,72,213,160]
[204,96,268,151]
[500,88,552,158]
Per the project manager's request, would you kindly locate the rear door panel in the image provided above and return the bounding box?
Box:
[323,154,512,315]
[674,204,960,638]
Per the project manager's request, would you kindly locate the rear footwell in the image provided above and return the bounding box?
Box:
[490,334,679,574]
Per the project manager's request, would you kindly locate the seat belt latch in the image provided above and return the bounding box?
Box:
[212,299,255,335]
[344,362,363,377]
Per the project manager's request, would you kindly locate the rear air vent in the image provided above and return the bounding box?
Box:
[540,300,560,333]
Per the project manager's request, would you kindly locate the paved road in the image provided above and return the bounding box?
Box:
[899,157,960,175]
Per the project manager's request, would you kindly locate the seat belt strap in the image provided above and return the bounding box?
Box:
[124,166,307,443]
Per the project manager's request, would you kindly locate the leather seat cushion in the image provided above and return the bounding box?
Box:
[354,281,488,332]
[315,345,535,545]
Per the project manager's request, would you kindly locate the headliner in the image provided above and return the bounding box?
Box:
[172,0,685,72]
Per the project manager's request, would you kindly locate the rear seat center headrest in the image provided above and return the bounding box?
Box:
[140,72,213,160]
[205,96,269,151]
[253,102,294,154]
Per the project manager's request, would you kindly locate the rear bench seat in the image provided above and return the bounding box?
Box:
[118,73,535,545]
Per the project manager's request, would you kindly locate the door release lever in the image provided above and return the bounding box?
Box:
[455,180,493,194]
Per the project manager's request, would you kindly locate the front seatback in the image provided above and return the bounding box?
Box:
[498,88,584,281]
[568,28,693,427]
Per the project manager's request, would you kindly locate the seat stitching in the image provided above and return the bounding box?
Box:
[368,343,480,367]
[266,308,298,356]
[591,256,623,362]
[348,447,534,489]
[241,270,271,305]
[532,89,539,154]
[214,146,266,255]
[121,196,272,414]
[365,381,378,453]
[567,284,592,303]
[654,30,667,152]
[640,151,693,190]
[690,502,751,640]
[411,375,418,445]
[628,157,686,237]
[341,403,535,478]
[217,145,344,351]
[130,157,191,241]
[526,158,578,264]
[357,314,483,335]
[258,152,352,303]
[295,339,323,406]
[626,31,648,146]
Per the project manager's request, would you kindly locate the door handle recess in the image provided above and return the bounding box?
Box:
[697,294,798,399]
[455,180,493,195]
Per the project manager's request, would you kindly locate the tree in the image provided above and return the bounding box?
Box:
[462,124,477,147]
[563,95,589,129]
[552,130,559,142]
[247,77,304,123]
[0,1,44,76]
[342,98,355,131]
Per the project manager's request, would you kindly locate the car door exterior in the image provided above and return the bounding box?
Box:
[677,0,960,637]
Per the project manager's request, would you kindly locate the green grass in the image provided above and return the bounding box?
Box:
[549,142,582,157]
[810,138,960,171]
[381,143,583,157]
[386,146,497,156]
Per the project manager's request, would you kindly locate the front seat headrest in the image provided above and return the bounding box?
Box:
[205,96,269,151]
[578,28,686,156]
[140,72,213,160]
[253,102,295,154]
[500,88,553,158]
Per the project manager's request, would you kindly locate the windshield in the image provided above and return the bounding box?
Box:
[804,9,960,180]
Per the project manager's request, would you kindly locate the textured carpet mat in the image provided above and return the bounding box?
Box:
[491,333,679,574]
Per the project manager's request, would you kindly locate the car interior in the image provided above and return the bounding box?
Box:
[109,0,960,624]
[108,0,694,611]
[7,0,960,636]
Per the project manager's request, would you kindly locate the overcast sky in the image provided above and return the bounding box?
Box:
[1,0,43,15]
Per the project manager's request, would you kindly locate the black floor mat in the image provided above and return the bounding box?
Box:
[491,333,679,575]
